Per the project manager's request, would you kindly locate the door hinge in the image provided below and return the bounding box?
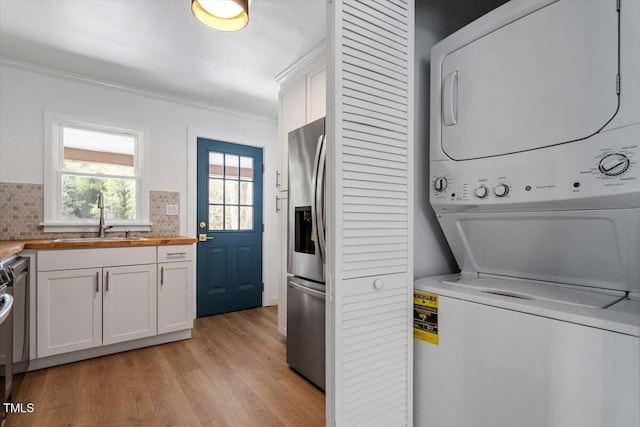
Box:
[616,0,620,12]
[616,74,621,94]
[261,282,264,291]
[262,223,264,232]
[262,164,264,174]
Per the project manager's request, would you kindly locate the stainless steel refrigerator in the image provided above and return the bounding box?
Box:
[286,117,326,390]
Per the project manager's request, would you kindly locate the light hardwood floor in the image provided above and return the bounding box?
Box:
[8,306,325,427]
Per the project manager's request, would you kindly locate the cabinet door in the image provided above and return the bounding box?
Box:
[328,0,414,424]
[307,67,327,123]
[37,268,102,357]
[103,264,157,345]
[279,80,307,192]
[158,262,193,334]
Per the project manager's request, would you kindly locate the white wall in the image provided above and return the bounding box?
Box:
[413,1,505,279]
[0,62,281,305]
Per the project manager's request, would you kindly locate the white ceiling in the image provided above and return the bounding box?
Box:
[0,0,326,119]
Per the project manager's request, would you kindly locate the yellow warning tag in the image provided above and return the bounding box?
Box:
[413,290,439,345]
[311,229,315,241]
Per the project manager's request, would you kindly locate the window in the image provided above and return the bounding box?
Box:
[208,152,254,230]
[44,113,149,231]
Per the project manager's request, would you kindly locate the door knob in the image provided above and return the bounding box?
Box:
[199,234,213,242]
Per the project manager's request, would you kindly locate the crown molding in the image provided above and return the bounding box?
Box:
[0,56,277,125]
[274,40,327,86]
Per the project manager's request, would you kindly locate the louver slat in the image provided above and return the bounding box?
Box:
[344,129,407,149]
[344,27,407,62]
[343,151,407,170]
[345,1,407,32]
[343,103,407,128]
[369,0,408,20]
[331,0,413,424]
[343,78,407,106]
[343,122,406,143]
[344,4,408,41]
[343,40,406,72]
[344,96,407,122]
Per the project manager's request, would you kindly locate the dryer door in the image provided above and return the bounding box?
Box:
[441,0,619,160]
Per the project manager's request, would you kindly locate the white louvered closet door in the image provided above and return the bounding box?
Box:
[326,0,414,426]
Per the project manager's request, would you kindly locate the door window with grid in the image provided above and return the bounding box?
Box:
[208,152,254,230]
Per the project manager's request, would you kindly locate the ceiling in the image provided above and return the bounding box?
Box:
[0,0,327,119]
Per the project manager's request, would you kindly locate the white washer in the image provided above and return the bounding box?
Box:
[414,274,639,427]
[416,0,640,426]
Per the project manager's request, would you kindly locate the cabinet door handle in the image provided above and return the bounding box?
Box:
[166,252,187,256]
[105,271,109,293]
[160,266,164,286]
[96,271,99,293]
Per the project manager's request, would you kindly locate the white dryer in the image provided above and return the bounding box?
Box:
[415,0,640,426]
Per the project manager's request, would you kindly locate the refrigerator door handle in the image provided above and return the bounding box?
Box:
[311,134,323,259]
[315,135,327,262]
[288,280,326,300]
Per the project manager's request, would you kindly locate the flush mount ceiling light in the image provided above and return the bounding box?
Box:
[191,0,249,32]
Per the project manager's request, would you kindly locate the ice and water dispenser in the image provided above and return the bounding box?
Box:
[294,206,315,255]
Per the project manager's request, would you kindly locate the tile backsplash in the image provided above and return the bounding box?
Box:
[149,191,180,237]
[0,182,180,240]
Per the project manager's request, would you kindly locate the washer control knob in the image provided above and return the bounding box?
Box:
[494,184,509,197]
[599,153,630,176]
[434,177,448,192]
[474,186,489,199]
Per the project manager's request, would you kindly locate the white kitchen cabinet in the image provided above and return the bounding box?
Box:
[276,51,326,194]
[158,245,194,334]
[37,268,102,357]
[36,245,194,358]
[103,264,157,345]
[307,67,327,123]
[277,80,307,193]
[37,264,157,357]
[158,261,193,334]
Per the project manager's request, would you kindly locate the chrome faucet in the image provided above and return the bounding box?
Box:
[97,190,113,238]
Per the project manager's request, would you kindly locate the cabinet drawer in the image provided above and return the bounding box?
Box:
[158,245,194,263]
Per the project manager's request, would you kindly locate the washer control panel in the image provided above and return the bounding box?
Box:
[434,177,448,192]
[430,125,639,211]
[598,153,630,176]
[474,185,488,199]
[493,184,509,197]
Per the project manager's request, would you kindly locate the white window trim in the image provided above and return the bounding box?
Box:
[43,111,151,233]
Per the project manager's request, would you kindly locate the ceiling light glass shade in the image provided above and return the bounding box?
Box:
[192,0,249,32]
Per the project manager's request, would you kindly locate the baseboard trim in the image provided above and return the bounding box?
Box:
[27,329,192,372]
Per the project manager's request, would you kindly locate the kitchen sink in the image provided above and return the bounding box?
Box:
[53,237,148,243]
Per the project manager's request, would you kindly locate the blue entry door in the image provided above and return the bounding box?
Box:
[197,138,263,317]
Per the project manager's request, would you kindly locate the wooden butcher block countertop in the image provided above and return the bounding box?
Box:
[0,236,197,260]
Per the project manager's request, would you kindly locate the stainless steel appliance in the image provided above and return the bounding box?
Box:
[286,117,326,390]
[0,256,29,426]
[6,258,29,372]
[415,1,640,425]
[0,269,14,426]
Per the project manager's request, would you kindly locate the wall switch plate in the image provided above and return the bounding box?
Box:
[165,204,179,216]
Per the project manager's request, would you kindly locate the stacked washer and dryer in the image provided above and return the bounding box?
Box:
[415,1,639,426]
